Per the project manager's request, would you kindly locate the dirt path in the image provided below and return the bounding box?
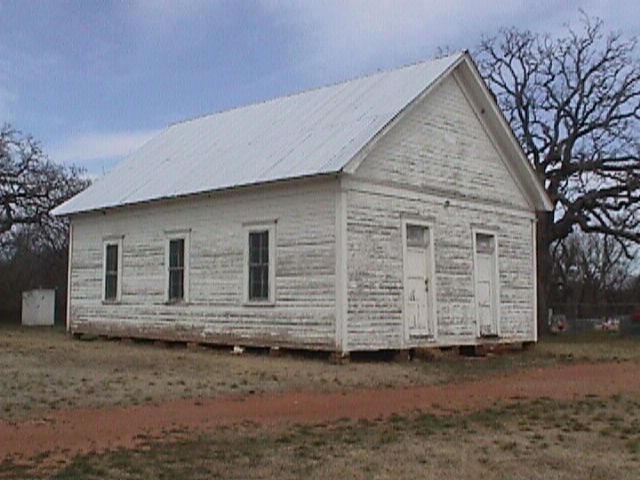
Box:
[1,361,639,468]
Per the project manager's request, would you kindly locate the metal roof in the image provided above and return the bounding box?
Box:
[53,53,464,215]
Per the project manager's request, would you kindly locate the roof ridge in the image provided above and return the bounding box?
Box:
[168,52,466,128]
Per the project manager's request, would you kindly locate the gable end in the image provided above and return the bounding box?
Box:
[346,53,552,212]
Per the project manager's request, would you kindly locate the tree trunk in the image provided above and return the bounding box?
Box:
[536,210,553,335]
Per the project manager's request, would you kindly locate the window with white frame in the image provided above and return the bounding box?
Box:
[103,237,122,302]
[165,231,190,303]
[244,222,276,304]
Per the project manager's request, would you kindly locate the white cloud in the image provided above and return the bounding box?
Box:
[125,0,227,40]
[0,42,59,123]
[0,83,16,121]
[0,48,18,121]
[262,0,638,84]
[264,0,526,80]
[50,129,161,167]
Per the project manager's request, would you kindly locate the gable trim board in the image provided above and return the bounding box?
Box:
[452,58,551,212]
[341,53,550,215]
[58,53,550,353]
[452,72,533,211]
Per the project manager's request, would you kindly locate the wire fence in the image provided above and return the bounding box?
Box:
[549,303,640,335]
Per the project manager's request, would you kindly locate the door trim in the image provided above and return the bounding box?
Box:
[472,228,501,338]
[401,218,438,343]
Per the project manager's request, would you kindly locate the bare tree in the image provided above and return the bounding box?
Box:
[0,124,89,322]
[476,14,640,331]
[552,232,633,308]
[0,125,88,248]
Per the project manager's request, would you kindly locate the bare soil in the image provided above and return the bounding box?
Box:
[1,359,638,471]
[0,326,457,421]
[3,325,639,424]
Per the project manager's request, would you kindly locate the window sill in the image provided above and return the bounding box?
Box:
[409,333,434,340]
[102,300,121,305]
[243,300,276,308]
[164,300,190,306]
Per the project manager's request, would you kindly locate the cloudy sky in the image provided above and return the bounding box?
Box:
[1,0,637,175]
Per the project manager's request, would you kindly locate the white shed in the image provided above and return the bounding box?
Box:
[53,52,552,354]
[22,289,56,326]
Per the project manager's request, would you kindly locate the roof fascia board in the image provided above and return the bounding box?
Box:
[457,55,553,211]
[58,170,340,218]
[451,68,535,211]
[342,53,466,175]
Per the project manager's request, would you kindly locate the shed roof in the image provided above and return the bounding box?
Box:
[53,53,466,215]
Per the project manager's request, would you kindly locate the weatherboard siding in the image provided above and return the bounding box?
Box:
[68,179,338,349]
[345,74,536,350]
[65,63,542,353]
[355,75,531,210]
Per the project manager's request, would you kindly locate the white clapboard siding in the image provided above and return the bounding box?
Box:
[65,54,548,353]
[69,178,338,350]
[346,74,536,350]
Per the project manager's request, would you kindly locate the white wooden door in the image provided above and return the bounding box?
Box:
[475,233,498,336]
[405,225,432,336]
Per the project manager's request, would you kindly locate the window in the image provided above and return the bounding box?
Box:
[165,231,190,303]
[475,233,495,255]
[105,244,119,300]
[249,231,269,300]
[406,224,428,247]
[243,222,276,304]
[169,238,185,301]
[102,237,122,302]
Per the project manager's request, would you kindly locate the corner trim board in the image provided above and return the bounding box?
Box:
[335,181,349,353]
[66,224,73,331]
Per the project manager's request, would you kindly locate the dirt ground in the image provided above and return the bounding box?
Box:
[2,325,640,478]
[32,394,640,480]
[1,360,639,470]
[3,324,639,424]
[0,325,465,421]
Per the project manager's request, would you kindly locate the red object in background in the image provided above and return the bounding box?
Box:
[632,311,640,322]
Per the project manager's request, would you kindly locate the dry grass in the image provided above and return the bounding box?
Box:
[0,325,437,421]
[536,331,640,363]
[2,325,640,479]
[3,395,639,479]
[1,324,639,423]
